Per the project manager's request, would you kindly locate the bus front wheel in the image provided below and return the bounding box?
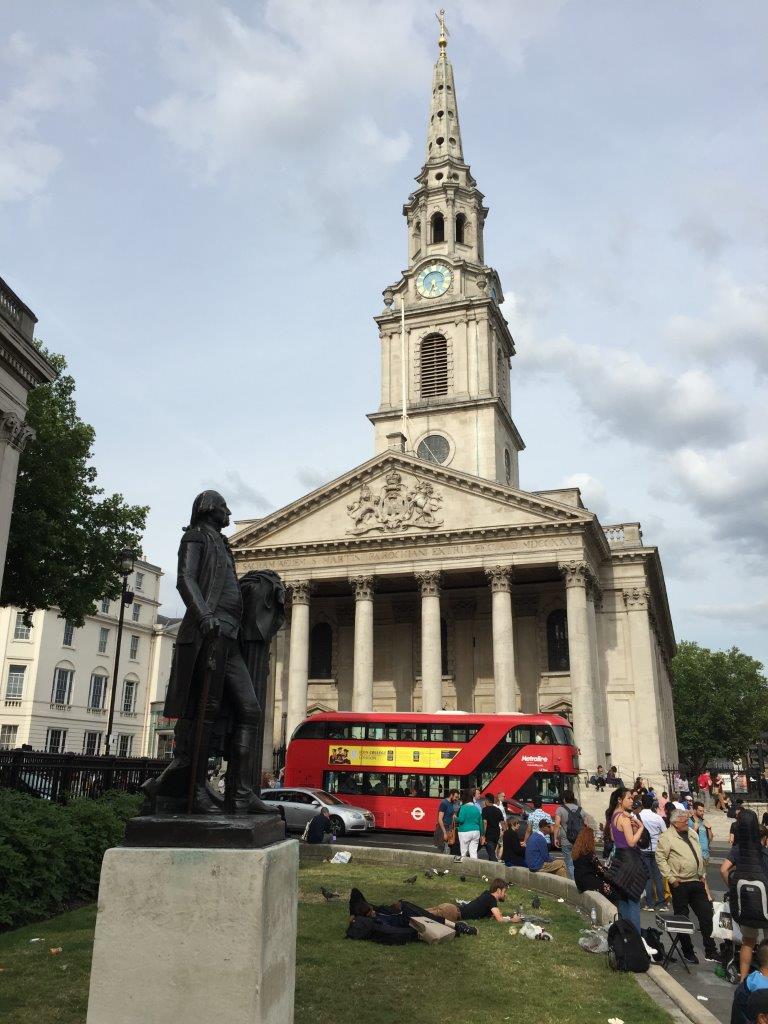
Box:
[330,815,345,836]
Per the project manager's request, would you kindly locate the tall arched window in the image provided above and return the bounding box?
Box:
[546,610,570,671]
[440,617,448,676]
[309,622,333,679]
[430,211,445,244]
[420,334,449,397]
[455,212,467,244]
[497,347,507,404]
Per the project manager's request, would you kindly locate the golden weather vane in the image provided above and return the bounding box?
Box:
[436,8,449,57]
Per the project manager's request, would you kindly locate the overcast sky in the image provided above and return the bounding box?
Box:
[2,1,766,665]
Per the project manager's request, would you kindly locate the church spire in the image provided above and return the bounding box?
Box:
[425,10,463,163]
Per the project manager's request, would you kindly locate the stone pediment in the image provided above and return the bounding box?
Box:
[230,453,593,554]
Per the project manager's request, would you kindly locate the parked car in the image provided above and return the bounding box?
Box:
[260,787,375,835]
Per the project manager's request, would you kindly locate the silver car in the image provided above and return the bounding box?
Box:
[259,787,375,835]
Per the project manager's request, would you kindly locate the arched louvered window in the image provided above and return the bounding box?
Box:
[420,334,448,398]
[309,622,333,679]
[455,212,467,244]
[431,212,445,244]
[547,610,570,672]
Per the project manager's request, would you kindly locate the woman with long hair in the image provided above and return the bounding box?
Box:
[608,787,647,932]
[572,819,617,903]
[721,809,768,981]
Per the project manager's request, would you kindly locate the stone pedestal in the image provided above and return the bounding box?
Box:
[86,839,298,1024]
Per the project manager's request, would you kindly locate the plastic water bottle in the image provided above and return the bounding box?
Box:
[590,908,598,927]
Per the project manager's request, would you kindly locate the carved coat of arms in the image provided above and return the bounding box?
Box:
[346,470,444,535]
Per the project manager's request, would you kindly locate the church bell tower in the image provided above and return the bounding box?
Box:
[368,13,525,487]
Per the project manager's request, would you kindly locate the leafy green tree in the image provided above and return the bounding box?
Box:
[1,349,148,626]
[671,640,768,775]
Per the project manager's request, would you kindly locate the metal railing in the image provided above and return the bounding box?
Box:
[0,749,167,804]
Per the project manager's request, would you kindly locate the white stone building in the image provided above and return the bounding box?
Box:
[231,30,679,787]
[0,558,165,757]
[0,276,56,592]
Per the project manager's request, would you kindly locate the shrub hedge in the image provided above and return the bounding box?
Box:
[0,789,141,930]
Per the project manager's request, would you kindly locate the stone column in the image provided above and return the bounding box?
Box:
[586,579,608,765]
[0,413,34,593]
[485,565,517,713]
[350,575,375,712]
[285,580,310,741]
[560,561,598,773]
[416,571,442,712]
[623,586,665,781]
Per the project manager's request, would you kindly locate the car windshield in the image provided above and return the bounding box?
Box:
[311,790,345,806]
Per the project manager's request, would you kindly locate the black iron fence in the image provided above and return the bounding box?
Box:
[0,749,167,804]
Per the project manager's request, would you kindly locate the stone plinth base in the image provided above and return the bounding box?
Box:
[123,812,284,849]
[86,840,298,1024]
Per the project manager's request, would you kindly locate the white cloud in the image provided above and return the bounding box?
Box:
[674,215,730,262]
[517,331,741,450]
[666,276,768,375]
[213,469,271,512]
[692,599,768,629]
[561,472,610,520]
[667,437,768,557]
[456,1,568,69]
[0,32,97,203]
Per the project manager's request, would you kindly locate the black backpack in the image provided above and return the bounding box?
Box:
[565,805,585,844]
[607,920,650,973]
[729,866,768,929]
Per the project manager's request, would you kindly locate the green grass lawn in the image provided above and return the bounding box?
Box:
[0,864,672,1024]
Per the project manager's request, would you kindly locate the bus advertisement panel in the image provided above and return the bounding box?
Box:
[284,712,579,832]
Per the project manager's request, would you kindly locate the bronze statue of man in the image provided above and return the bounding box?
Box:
[146,490,278,815]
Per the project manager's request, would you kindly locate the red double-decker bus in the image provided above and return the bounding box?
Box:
[284,712,579,832]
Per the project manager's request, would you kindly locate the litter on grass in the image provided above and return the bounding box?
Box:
[29,938,41,943]
[49,948,62,955]
[608,1018,625,1024]
[696,996,709,1003]
[330,851,351,864]
[519,921,543,940]
[557,898,565,903]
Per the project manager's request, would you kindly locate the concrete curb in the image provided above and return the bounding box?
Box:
[645,965,721,1024]
[302,843,720,1024]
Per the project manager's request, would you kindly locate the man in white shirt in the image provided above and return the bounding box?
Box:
[639,798,668,909]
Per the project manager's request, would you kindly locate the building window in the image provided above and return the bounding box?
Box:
[419,334,449,398]
[129,635,139,660]
[504,448,512,486]
[417,433,450,465]
[497,347,508,405]
[135,572,144,592]
[51,667,74,707]
[63,620,75,647]
[547,610,570,672]
[5,664,26,700]
[13,611,31,640]
[430,211,445,244]
[122,678,137,713]
[45,728,67,753]
[0,724,19,750]
[455,212,467,244]
[309,622,333,679]
[157,733,174,759]
[117,734,133,757]
[82,731,102,755]
[98,627,109,654]
[131,603,140,622]
[101,598,110,614]
[88,673,107,709]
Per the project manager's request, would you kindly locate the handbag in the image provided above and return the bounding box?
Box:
[446,822,457,846]
[607,848,648,902]
[409,915,456,944]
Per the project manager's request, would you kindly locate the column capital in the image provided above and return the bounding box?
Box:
[623,586,650,610]
[559,560,590,589]
[415,570,441,597]
[350,575,375,601]
[485,565,513,593]
[287,579,311,605]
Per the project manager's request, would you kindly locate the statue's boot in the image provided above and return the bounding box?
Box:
[191,721,224,815]
[228,725,276,814]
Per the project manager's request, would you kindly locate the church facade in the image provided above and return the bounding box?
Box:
[231,29,678,786]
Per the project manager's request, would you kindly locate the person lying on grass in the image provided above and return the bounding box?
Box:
[428,878,524,924]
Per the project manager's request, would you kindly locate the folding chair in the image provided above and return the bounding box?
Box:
[655,912,696,973]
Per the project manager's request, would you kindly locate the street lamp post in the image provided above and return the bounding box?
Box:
[105,548,136,756]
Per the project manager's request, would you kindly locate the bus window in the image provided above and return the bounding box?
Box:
[385,726,399,740]
[552,724,576,746]
[337,772,362,794]
[415,727,429,742]
[513,772,564,804]
[448,726,468,742]
[366,725,386,740]
[510,726,533,744]
[430,726,447,742]
[293,720,326,739]
[400,727,415,741]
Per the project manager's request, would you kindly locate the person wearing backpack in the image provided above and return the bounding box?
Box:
[720,809,768,982]
[554,788,583,880]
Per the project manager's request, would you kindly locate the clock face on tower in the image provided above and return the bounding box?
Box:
[416,263,451,298]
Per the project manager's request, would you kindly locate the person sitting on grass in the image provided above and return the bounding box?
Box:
[427,878,524,924]
[525,820,568,877]
[305,806,330,843]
